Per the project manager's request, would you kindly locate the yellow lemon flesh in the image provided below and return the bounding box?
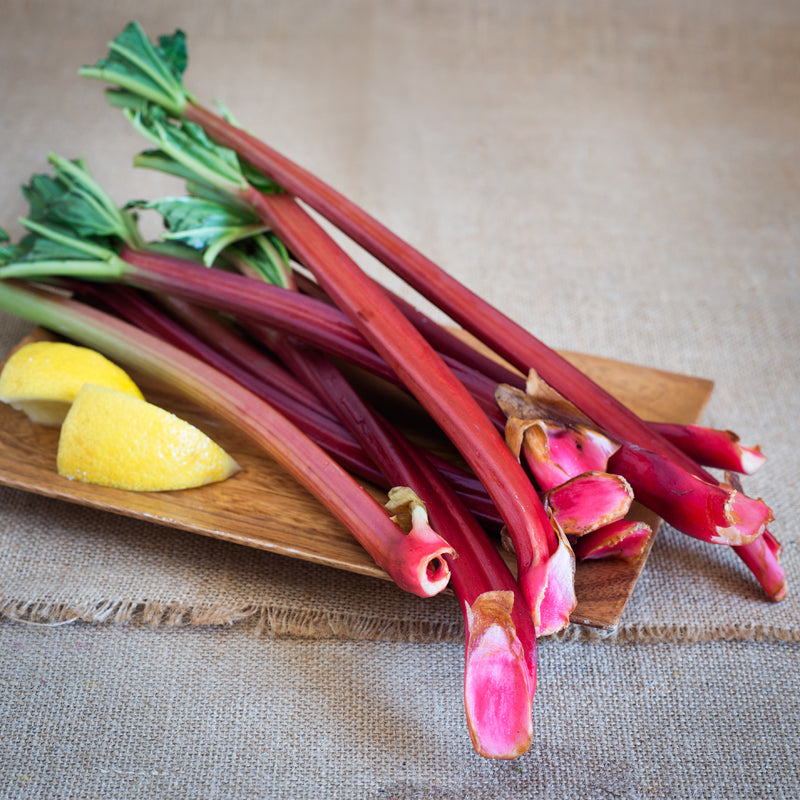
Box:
[57,384,241,492]
[0,341,144,425]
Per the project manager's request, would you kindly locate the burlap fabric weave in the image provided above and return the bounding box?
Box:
[1,1,798,797]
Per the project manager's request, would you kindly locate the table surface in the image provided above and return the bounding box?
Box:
[1,2,799,798]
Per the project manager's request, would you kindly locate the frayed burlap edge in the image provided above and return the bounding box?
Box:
[0,597,465,642]
[2,596,798,645]
[0,597,259,630]
[549,620,800,644]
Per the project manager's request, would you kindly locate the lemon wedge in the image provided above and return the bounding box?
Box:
[0,340,144,425]
[57,383,241,491]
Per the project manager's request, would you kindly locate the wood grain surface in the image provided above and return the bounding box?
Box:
[0,329,713,631]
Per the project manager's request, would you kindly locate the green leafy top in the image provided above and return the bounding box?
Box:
[0,220,125,282]
[137,188,293,287]
[145,194,267,267]
[25,154,143,246]
[0,156,136,281]
[126,105,284,199]
[0,227,26,264]
[124,104,290,277]
[79,21,192,117]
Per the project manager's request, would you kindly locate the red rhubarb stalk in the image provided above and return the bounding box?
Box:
[119,246,401,384]
[725,472,786,602]
[607,446,771,547]
[78,282,392,488]
[85,281,506,528]
[733,530,786,602]
[186,105,782,562]
[80,22,782,599]
[120,247,503,421]
[648,422,766,475]
[180,102,703,467]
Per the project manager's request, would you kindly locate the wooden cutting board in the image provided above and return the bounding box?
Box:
[0,328,713,631]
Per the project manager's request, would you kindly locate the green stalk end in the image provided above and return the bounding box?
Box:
[0,216,125,282]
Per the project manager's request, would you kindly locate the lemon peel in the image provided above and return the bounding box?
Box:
[57,383,240,491]
[0,340,144,425]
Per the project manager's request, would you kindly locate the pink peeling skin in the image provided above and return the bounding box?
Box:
[544,472,634,536]
[526,523,577,637]
[573,520,652,562]
[503,414,621,492]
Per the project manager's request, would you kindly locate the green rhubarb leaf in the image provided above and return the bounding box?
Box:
[14,227,105,263]
[22,155,140,246]
[241,161,285,195]
[0,227,30,265]
[133,148,203,185]
[156,29,189,79]
[80,21,191,117]
[128,102,284,195]
[146,194,267,266]
[141,239,206,263]
[0,156,133,281]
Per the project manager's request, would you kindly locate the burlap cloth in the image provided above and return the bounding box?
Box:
[1,1,798,797]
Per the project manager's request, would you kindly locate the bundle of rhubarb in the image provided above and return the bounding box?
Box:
[0,22,783,760]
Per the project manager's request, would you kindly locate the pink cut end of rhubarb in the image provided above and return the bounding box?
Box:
[656,423,768,474]
[383,487,455,597]
[739,444,767,475]
[520,522,576,637]
[711,487,774,547]
[544,471,634,536]
[463,591,533,759]
[735,527,787,603]
[404,525,456,597]
[574,520,652,562]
